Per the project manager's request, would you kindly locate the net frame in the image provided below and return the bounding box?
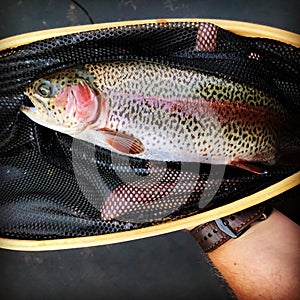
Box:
[0,19,299,251]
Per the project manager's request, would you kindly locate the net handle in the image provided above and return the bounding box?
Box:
[0,18,299,51]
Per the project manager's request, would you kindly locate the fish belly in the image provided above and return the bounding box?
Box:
[89,95,277,164]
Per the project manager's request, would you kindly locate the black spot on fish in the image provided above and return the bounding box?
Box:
[217,93,223,99]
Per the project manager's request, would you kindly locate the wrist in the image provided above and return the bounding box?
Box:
[190,203,273,253]
[206,209,300,300]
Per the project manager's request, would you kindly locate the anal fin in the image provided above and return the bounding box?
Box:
[228,158,267,174]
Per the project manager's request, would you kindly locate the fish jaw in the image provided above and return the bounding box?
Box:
[23,91,51,117]
[20,105,82,136]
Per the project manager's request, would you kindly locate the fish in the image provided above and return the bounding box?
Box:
[21,60,291,174]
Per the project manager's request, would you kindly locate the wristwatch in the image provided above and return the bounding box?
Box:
[190,203,273,253]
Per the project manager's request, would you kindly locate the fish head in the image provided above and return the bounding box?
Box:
[21,67,101,136]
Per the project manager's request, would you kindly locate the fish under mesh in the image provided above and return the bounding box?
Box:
[0,21,299,240]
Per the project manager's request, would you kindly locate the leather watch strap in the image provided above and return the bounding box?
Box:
[190,203,273,253]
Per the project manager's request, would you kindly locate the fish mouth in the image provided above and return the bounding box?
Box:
[20,105,38,115]
[21,92,59,128]
[21,93,85,136]
[23,92,51,117]
[20,104,82,135]
[20,104,54,126]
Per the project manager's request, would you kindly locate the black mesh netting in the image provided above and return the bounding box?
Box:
[0,22,299,240]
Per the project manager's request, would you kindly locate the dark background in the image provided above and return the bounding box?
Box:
[0,1,299,300]
[0,0,300,39]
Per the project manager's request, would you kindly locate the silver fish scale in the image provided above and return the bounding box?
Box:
[107,96,225,162]
[85,61,281,163]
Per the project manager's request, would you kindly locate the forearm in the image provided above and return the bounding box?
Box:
[208,209,300,299]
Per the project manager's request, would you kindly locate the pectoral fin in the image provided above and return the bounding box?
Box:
[228,158,267,174]
[100,129,145,155]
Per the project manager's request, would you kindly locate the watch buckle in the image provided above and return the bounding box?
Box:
[215,218,249,239]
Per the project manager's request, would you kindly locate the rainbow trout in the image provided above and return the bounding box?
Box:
[21,61,289,173]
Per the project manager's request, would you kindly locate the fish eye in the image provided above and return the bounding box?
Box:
[36,81,55,98]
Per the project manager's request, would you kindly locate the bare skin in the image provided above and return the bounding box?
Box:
[205,209,300,299]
